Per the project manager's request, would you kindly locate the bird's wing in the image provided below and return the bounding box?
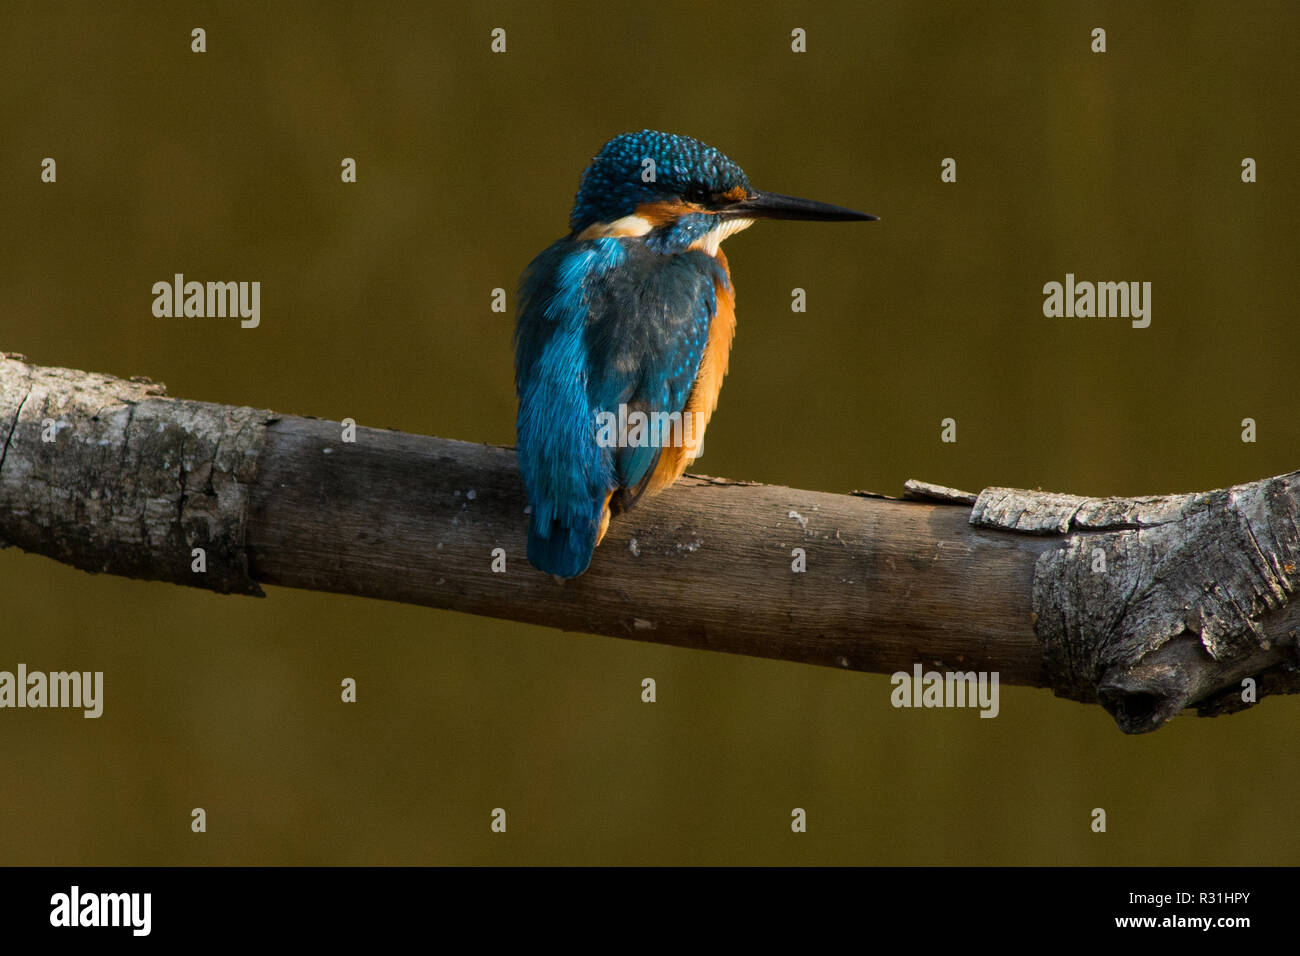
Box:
[583,242,728,498]
[514,237,623,576]
[514,238,729,574]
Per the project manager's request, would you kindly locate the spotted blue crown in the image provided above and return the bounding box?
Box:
[568,130,751,233]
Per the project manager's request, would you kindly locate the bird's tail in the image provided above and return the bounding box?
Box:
[527,514,598,579]
[526,492,614,579]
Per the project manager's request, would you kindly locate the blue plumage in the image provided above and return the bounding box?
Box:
[515,233,726,577]
[514,238,625,578]
[568,131,750,234]
[514,130,874,577]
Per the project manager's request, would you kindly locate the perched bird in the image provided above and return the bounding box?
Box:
[514,130,875,578]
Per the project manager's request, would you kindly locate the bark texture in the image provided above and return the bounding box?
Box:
[2,353,1297,734]
[972,481,1300,732]
[0,355,270,595]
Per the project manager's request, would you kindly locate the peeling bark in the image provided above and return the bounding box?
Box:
[973,481,1300,733]
[1,353,1297,733]
[0,354,270,595]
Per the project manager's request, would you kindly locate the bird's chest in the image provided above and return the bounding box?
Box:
[582,248,728,378]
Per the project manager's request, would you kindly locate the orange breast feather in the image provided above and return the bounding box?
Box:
[645,248,736,495]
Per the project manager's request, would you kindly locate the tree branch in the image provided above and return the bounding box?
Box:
[2,352,1297,733]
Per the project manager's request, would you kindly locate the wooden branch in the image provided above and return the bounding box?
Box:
[2,352,1297,734]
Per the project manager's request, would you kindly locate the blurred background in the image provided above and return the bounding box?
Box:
[1,0,1297,864]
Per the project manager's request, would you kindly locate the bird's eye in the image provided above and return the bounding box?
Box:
[686,184,711,205]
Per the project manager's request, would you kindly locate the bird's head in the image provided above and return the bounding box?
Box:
[569,130,875,255]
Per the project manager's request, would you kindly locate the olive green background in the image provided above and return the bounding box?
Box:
[2,1,1297,864]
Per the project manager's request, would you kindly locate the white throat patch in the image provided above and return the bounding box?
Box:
[693,217,754,257]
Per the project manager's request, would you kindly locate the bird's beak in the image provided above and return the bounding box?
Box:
[721,188,877,222]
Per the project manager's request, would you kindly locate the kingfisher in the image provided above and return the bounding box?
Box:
[514,130,875,578]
